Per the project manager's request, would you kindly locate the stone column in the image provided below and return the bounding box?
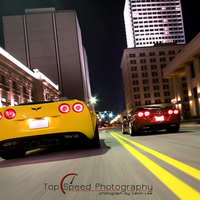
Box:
[19,85,24,104]
[194,57,200,115]
[8,80,14,106]
[172,76,182,110]
[0,89,2,107]
[185,64,195,116]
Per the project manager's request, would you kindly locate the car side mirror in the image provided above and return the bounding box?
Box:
[95,111,99,115]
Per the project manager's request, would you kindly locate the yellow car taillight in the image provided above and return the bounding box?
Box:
[4,109,16,119]
[72,103,84,113]
[58,103,70,114]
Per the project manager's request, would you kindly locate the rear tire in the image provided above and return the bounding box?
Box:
[129,122,137,136]
[0,149,26,160]
[151,126,158,134]
[167,124,180,133]
[122,125,126,134]
[89,124,100,148]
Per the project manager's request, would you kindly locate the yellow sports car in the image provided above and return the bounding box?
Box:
[0,99,100,159]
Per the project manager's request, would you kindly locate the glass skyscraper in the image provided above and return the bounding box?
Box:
[124,0,186,48]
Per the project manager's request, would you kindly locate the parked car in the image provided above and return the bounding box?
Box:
[0,99,100,159]
[122,106,181,136]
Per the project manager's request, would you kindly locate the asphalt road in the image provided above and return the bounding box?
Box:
[0,122,200,200]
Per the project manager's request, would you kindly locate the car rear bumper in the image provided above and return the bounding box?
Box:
[133,116,180,130]
[138,123,179,132]
[0,132,92,152]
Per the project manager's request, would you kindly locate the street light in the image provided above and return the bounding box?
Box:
[89,97,97,104]
[109,113,113,118]
[89,96,98,111]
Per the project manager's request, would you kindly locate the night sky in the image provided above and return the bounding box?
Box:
[0,0,199,115]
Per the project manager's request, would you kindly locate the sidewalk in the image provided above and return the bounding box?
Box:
[180,119,200,127]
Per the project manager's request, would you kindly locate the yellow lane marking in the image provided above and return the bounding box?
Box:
[110,131,200,181]
[109,131,200,200]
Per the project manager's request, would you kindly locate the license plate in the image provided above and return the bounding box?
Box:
[29,118,49,129]
[155,116,164,122]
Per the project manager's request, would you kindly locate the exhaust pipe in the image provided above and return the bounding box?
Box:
[44,139,51,146]
[23,141,31,149]
[31,140,38,148]
[51,138,58,145]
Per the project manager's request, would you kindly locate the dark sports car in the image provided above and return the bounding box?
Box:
[122,106,181,136]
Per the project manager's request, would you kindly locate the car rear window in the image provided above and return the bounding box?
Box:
[19,101,54,106]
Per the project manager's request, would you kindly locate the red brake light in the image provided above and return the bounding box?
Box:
[137,111,144,117]
[73,103,84,113]
[168,109,173,115]
[174,109,179,114]
[144,111,150,117]
[0,112,2,120]
[59,103,70,114]
[4,109,16,119]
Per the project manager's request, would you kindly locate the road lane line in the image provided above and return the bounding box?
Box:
[111,131,200,181]
[109,131,200,200]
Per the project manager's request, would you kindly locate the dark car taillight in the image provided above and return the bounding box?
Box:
[167,109,179,115]
[137,111,150,118]
[58,103,70,114]
[137,111,144,117]
[168,109,173,115]
[144,111,150,117]
[174,109,179,114]
[4,109,16,119]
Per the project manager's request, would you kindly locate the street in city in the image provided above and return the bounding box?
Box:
[0,122,200,200]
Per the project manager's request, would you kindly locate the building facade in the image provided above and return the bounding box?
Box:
[163,32,200,117]
[3,8,92,104]
[0,47,60,107]
[124,0,185,48]
[120,44,187,114]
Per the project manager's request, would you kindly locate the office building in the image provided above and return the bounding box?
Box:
[120,44,187,114]
[124,0,186,48]
[164,32,200,117]
[0,47,60,107]
[3,8,92,104]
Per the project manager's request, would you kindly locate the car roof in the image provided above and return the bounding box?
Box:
[18,99,76,106]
